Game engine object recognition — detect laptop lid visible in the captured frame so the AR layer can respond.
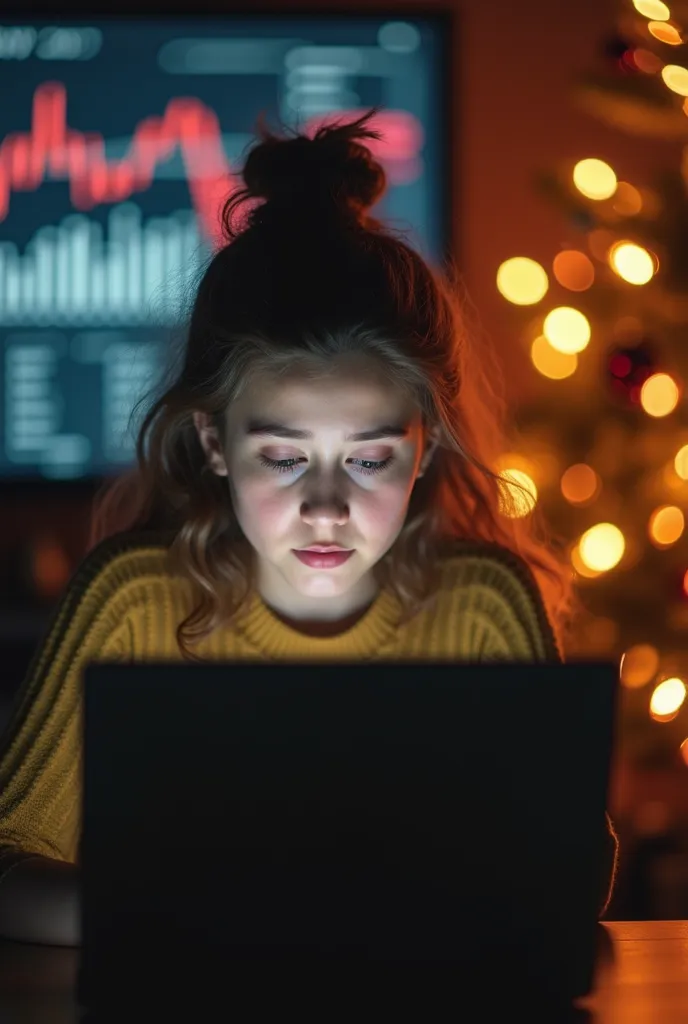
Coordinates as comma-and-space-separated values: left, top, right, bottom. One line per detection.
80, 660, 617, 1003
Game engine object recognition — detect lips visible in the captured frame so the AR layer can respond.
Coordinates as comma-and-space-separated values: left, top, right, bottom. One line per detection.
300, 546, 351, 553
293, 549, 355, 569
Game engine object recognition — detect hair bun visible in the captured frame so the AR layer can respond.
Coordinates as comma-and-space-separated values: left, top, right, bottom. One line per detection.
241, 110, 387, 226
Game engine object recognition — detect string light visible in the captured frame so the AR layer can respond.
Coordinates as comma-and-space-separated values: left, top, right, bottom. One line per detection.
543, 307, 591, 354
640, 373, 680, 417
612, 182, 643, 215
578, 523, 625, 573
662, 64, 688, 95
496, 463, 538, 518
648, 505, 685, 547
609, 241, 656, 284
496, 257, 549, 305
620, 645, 660, 688
530, 334, 578, 379
649, 677, 686, 721
552, 250, 595, 291
674, 444, 688, 479
632, 0, 671, 20
648, 21, 683, 44
573, 158, 617, 200
561, 463, 600, 505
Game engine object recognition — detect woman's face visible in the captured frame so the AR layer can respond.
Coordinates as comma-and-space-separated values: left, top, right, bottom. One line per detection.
194, 355, 436, 624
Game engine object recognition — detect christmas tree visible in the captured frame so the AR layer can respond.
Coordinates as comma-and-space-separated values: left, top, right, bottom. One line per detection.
495, 0, 688, 769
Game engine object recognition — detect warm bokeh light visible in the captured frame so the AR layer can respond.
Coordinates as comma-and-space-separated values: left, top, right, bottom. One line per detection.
633, 48, 665, 73
530, 334, 578, 379
620, 645, 660, 689
662, 64, 688, 96
649, 505, 685, 547
543, 307, 591, 354
588, 229, 618, 262
650, 677, 687, 721
674, 443, 688, 479
648, 21, 683, 44
612, 182, 643, 216
498, 468, 538, 518
681, 737, 688, 766
632, 0, 670, 20
684, 568, 688, 599
578, 523, 625, 573
561, 463, 600, 505
552, 250, 595, 291
573, 158, 617, 200
496, 257, 549, 305
570, 543, 602, 579
609, 241, 656, 285
640, 373, 680, 417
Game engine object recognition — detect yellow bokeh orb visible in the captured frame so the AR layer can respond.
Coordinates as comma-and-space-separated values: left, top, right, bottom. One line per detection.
496, 257, 549, 305
649, 505, 685, 547
640, 373, 680, 417
650, 677, 687, 721
498, 469, 538, 519
620, 645, 660, 689
662, 64, 688, 96
543, 307, 591, 354
648, 21, 682, 44
609, 242, 656, 285
570, 543, 602, 579
530, 335, 578, 380
579, 523, 625, 573
561, 463, 600, 505
573, 158, 617, 200
674, 444, 688, 479
681, 738, 688, 766
632, 0, 670, 20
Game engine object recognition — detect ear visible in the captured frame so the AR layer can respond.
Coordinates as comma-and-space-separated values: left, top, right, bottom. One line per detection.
193, 411, 229, 477
417, 425, 441, 479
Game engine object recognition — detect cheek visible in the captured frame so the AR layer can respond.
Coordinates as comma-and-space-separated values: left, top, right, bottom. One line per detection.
357, 480, 414, 535
231, 476, 295, 537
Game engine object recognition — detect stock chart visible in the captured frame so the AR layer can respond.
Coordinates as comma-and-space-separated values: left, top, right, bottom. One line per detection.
0, 16, 447, 479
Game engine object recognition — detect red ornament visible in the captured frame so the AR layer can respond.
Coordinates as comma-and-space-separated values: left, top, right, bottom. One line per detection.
606, 340, 657, 405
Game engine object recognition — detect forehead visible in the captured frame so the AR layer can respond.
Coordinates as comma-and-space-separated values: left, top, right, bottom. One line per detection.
228, 357, 420, 431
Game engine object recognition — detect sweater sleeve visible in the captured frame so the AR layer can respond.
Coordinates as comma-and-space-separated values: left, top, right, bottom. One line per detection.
0, 589, 134, 877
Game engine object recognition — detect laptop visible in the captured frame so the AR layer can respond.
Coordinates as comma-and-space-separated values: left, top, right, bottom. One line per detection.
79, 660, 617, 1010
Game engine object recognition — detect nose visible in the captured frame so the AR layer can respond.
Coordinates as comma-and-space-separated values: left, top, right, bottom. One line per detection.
300, 484, 350, 528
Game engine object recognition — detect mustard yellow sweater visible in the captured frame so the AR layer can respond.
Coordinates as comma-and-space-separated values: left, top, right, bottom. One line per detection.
0, 531, 566, 884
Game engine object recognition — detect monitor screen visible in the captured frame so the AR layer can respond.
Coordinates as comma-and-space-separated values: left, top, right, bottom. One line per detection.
0, 14, 450, 481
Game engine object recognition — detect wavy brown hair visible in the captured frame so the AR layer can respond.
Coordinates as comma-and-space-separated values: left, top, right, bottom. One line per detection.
90, 111, 578, 657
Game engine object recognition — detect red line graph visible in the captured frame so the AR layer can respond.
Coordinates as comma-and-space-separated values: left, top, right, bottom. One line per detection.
0, 82, 424, 242
1, 81, 234, 241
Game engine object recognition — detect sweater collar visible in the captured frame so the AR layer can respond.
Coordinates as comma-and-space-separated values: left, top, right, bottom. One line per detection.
235, 585, 403, 659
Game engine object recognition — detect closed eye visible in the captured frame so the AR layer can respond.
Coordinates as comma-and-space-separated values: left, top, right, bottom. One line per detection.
258, 455, 394, 476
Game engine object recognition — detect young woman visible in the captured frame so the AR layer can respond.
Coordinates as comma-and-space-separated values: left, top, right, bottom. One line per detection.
0, 113, 617, 945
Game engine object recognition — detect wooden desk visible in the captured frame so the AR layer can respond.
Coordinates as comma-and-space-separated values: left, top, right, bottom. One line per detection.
586, 921, 688, 1023
0, 921, 686, 1023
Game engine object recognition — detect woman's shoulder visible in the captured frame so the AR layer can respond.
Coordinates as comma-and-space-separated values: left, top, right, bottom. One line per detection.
66, 530, 180, 607
434, 539, 561, 661
43, 530, 187, 653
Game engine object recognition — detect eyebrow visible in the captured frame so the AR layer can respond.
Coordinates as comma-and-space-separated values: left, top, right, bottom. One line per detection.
243, 421, 410, 442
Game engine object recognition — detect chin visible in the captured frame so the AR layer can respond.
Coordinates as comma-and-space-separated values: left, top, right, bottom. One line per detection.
292, 572, 351, 598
